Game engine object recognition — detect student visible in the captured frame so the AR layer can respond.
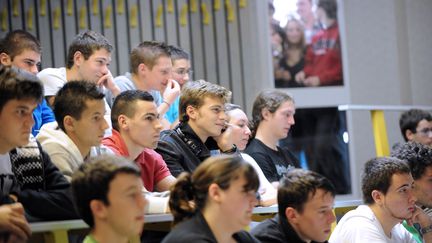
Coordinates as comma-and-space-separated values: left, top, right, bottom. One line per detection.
392, 142, 432, 242
251, 169, 336, 243
37, 30, 120, 130
107, 41, 180, 128
0, 66, 78, 221
0, 29, 55, 136
329, 157, 432, 242
295, 0, 342, 87
225, 103, 277, 206
37, 81, 111, 181
245, 90, 299, 183
103, 90, 175, 193
399, 109, 432, 147
71, 155, 147, 243
156, 80, 236, 177
162, 155, 259, 243
165, 45, 192, 126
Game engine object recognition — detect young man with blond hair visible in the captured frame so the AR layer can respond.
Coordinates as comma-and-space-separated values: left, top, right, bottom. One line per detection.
156, 80, 237, 177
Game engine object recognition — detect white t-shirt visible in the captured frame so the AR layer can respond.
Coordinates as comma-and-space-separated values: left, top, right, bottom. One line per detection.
329, 205, 416, 243
0, 153, 14, 195
241, 153, 277, 204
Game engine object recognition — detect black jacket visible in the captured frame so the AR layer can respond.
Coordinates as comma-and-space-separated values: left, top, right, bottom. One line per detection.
156, 123, 237, 177
2, 137, 79, 221
162, 212, 259, 243
251, 214, 328, 243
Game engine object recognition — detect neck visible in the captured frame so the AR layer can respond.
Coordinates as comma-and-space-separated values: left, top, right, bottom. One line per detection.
131, 73, 151, 91
290, 222, 311, 243
202, 208, 236, 243
255, 125, 278, 150
0, 143, 12, 154
369, 204, 399, 238
66, 67, 82, 81
187, 121, 208, 143
119, 131, 144, 161
91, 225, 129, 243
68, 134, 91, 159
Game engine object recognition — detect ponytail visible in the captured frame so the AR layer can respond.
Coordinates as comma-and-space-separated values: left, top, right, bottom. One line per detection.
169, 172, 197, 225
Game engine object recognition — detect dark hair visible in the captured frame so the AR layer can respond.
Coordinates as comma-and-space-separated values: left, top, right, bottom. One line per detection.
53, 81, 105, 131
391, 142, 432, 180
278, 169, 335, 216
0, 30, 41, 59
318, 0, 337, 19
66, 30, 113, 69
169, 155, 259, 225
130, 41, 170, 74
167, 45, 189, 62
71, 155, 141, 228
225, 103, 242, 113
179, 80, 231, 122
399, 109, 432, 141
111, 90, 154, 131
0, 66, 43, 112
362, 157, 410, 204
250, 90, 293, 137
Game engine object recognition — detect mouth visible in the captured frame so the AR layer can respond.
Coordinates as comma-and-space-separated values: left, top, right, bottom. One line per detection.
136, 215, 145, 221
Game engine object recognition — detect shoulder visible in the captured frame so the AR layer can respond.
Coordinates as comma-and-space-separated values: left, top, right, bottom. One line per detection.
233, 231, 260, 243
251, 217, 284, 243
114, 75, 133, 90
159, 129, 180, 142
163, 218, 214, 243
330, 205, 387, 242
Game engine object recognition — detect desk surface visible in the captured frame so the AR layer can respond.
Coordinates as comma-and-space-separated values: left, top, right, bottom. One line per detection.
31, 199, 362, 233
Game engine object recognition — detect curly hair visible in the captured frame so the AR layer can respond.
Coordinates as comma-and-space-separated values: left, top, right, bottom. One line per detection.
391, 142, 432, 180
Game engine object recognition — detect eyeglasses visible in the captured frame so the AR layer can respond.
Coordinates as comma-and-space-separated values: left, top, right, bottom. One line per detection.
416, 128, 432, 137
174, 69, 193, 77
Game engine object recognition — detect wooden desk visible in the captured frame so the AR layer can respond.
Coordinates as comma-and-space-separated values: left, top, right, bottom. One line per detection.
30, 200, 362, 243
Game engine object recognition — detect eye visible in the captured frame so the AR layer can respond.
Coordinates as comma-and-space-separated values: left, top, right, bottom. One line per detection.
16, 108, 26, 116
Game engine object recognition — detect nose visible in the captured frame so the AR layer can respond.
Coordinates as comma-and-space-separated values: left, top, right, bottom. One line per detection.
30, 64, 39, 75
155, 119, 163, 131
101, 64, 109, 75
102, 117, 109, 131
184, 72, 190, 82
220, 110, 228, 121
245, 125, 251, 136
328, 211, 336, 224
28, 112, 35, 128
289, 115, 295, 125
138, 193, 148, 210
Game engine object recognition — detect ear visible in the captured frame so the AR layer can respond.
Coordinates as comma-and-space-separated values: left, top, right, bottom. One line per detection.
285, 207, 299, 224
261, 108, 272, 121
0, 53, 12, 66
63, 115, 75, 133
208, 183, 222, 203
405, 129, 415, 142
117, 114, 128, 131
186, 105, 197, 120
371, 190, 383, 205
138, 63, 149, 74
73, 51, 84, 67
90, 199, 108, 220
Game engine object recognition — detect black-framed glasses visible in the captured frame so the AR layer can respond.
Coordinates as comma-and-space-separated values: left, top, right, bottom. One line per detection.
174, 69, 193, 77
416, 128, 432, 137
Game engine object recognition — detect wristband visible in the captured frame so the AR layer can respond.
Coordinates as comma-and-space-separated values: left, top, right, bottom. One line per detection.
421, 224, 432, 235
163, 100, 171, 106
222, 144, 237, 154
